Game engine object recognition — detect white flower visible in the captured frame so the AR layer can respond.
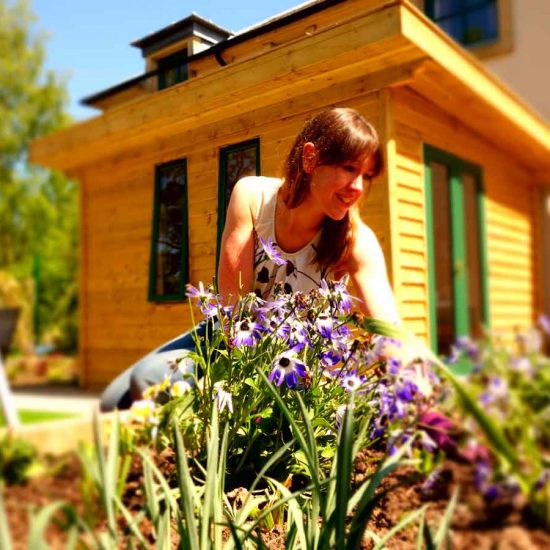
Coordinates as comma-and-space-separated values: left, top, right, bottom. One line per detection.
213, 381, 233, 413
129, 399, 157, 424
171, 380, 192, 397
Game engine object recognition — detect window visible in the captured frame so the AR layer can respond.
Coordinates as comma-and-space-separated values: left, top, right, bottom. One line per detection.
149, 159, 189, 302
424, 0, 512, 56
216, 139, 260, 264
424, 146, 490, 354
158, 50, 189, 90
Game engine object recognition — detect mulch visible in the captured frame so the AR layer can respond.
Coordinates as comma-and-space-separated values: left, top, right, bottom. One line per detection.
4, 449, 550, 549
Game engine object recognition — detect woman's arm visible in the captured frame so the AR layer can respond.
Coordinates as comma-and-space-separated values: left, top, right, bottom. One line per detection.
345, 220, 401, 324
216, 177, 257, 304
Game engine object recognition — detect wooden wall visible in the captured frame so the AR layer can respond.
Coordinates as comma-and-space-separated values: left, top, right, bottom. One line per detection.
390, 86, 540, 344
78, 85, 384, 388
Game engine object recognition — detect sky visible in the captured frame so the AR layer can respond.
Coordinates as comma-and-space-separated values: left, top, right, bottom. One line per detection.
32, 0, 304, 121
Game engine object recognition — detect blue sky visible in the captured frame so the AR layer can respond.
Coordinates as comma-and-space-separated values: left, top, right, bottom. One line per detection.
32, 0, 302, 121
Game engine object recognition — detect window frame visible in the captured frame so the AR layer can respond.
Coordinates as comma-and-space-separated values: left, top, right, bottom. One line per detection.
148, 158, 189, 303
424, 145, 490, 353
215, 138, 261, 268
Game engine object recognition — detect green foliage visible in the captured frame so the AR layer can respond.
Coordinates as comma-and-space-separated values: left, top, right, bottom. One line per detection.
437, 331, 550, 528
0, 0, 77, 350
0, 434, 37, 485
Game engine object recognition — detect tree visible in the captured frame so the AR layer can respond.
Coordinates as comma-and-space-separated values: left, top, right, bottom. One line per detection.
0, 0, 77, 350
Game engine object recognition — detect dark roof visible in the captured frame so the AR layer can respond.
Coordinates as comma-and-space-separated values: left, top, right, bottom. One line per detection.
131, 13, 233, 57
82, 0, 345, 107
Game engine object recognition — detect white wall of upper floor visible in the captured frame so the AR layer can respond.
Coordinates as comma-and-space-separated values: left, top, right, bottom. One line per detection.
484, 0, 550, 123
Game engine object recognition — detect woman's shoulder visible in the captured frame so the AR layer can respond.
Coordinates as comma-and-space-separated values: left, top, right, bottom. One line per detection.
338, 217, 383, 274
233, 176, 283, 223
234, 175, 282, 193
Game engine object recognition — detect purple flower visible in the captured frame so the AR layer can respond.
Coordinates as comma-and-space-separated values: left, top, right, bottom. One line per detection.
231, 319, 261, 347
387, 358, 401, 375
186, 282, 218, 317
260, 313, 290, 340
539, 314, 550, 335
260, 237, 287, 266
314, 313, 334, 338
269, 351, 307, 389
320, 349, 341, 368
340, 371, 366, 393
319, 278, 353, 314
186, 281, 214, 302
479, 375, 508, 406
454, 335, 480, 361
288, 318, 309, 347
395, 379, 418, 402
535, 470, 550, 491
418, 410, 457, 455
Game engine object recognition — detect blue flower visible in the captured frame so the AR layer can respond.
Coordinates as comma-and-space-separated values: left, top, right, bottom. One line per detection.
231, 319, 261, 347
269, 351, 307, 389
260, 237, 287, 266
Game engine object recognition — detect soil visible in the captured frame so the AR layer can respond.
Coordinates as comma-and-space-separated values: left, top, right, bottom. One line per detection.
3, 450, 550, 549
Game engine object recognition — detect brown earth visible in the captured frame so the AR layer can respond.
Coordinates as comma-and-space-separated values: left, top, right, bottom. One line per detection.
3, 450, 550, 549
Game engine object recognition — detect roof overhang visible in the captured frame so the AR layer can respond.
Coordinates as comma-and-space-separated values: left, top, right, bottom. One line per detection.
30, 0, 550, 179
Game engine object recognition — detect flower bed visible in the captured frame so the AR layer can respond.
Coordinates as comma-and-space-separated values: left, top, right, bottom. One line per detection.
1, 283, 549, 548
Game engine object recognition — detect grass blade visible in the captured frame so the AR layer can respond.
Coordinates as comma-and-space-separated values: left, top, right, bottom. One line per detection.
434, 487, 459, 549
334, 398, 355, 548
372, 506, 427, 550
201, 406, 219, 549
112, 494, 147, 547
143, 458, 160, 526
0, 484, 12, 550
173, 419, 199, 548
28, 501, 65, 550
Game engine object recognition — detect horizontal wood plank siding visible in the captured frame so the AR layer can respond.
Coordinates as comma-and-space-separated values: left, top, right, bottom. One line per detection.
392, 86, 539, 345
79, 85, 382, 388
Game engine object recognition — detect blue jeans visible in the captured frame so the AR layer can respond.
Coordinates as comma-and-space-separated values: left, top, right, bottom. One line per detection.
99, 320, 210, 412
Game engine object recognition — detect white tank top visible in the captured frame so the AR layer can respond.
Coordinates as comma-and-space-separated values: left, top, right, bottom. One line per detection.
252, 177, 333, 299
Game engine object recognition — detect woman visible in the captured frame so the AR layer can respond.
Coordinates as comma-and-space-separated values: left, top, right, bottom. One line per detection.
100, 107, 399, 411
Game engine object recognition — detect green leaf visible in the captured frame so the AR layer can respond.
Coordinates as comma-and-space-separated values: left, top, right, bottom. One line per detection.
28, 501, 65, 550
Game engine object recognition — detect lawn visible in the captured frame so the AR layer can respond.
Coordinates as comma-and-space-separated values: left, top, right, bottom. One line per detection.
0, 409, 78, 427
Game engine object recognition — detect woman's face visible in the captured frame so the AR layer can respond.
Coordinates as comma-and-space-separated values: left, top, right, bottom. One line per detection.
305, 148, 377, 221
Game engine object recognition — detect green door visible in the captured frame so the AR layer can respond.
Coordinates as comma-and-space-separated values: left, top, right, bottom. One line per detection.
424, 146, 490, 354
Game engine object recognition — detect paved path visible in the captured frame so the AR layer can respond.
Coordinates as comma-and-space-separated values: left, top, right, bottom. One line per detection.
11, 384, 101, 417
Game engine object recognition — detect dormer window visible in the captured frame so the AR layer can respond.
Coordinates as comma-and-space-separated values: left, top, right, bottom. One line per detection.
158, 50, 189, 90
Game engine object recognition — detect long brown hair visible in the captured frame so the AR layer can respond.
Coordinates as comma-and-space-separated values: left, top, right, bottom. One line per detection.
281, 107, 383, 270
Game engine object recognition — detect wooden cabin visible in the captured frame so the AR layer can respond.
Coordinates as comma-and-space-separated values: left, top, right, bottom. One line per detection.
30, 0, 550, 388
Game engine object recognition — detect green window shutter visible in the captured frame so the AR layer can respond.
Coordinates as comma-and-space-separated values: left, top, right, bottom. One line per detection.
449, 160, 469, 338
148, 158, 189, 302
216, 138, 260, 269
